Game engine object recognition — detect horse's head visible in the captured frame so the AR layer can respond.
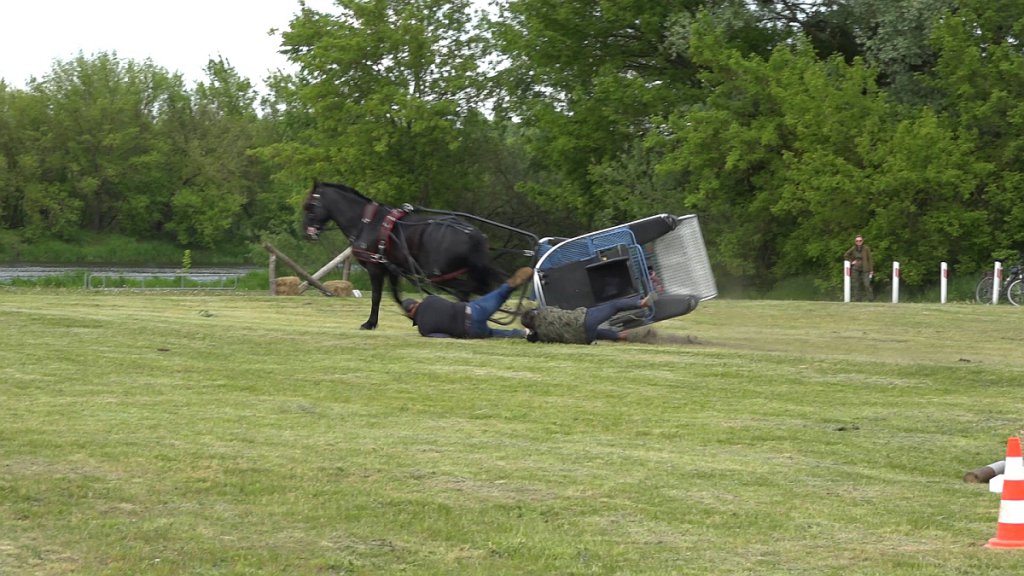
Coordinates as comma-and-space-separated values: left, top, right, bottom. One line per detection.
301, 181, 372, 241
302, 188, 329, 241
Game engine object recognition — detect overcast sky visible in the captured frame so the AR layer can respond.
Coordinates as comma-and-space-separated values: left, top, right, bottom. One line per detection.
0, 0, 336, 92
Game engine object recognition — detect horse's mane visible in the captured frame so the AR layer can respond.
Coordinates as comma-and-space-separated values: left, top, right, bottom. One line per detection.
312, 180, 376, 205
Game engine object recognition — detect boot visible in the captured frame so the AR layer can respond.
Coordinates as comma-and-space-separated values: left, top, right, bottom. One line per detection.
639, 291, 657, 308
507, 267, 534, 289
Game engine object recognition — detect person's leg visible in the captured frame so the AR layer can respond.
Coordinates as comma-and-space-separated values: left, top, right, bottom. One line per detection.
467, 282, 515, 336
583, 294, 645, 342
484, 327, 525, 338
594, 327, 623, 341
851, 269, 863, 301
863, 273, 874, 301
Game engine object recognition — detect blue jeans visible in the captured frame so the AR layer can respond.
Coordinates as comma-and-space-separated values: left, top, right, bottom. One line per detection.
466, 283, 524, 339
585, 294, 645, 342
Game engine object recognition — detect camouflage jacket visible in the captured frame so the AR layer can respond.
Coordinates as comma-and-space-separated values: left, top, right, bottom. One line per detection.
843, 244, 873, 272
533, 307, 589, 344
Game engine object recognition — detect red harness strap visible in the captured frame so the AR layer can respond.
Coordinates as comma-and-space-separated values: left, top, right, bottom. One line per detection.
377, 208, 405, 257
428, 267, 470, 283
351, 203, 403, 263
353, 206, 408, 263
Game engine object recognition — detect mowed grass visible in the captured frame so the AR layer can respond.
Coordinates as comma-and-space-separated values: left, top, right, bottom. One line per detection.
2, 289, 1024, 575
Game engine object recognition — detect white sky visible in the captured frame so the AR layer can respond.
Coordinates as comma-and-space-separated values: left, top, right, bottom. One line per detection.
0, 0, 336, 92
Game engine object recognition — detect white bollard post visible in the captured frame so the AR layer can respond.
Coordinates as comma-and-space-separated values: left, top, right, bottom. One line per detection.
993, 261, 1003, 305
843, 260, 851, 302
940, 262, 948, 304
892, 261, 900, 303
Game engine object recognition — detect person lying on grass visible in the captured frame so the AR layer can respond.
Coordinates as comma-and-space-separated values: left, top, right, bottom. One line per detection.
400, 267, 534, 339
520, 292, 657, 345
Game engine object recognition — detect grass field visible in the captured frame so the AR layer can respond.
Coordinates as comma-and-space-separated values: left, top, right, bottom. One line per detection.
2, 289, 1024, 575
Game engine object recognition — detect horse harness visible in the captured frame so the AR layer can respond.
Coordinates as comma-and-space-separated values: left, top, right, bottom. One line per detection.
351, 202, 473, 285
351, 201, 407, 264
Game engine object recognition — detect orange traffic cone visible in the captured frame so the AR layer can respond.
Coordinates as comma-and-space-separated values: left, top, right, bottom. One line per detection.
987, 436, 1024, 549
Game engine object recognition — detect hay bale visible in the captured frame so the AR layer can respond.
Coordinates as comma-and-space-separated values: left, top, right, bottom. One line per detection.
323, 280, 354, 297
274, 276, 301, 296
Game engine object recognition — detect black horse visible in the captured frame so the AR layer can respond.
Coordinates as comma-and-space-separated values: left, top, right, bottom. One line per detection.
302, 181, 505, 330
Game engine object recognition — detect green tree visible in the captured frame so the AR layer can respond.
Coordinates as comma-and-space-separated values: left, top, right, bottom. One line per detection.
656, 17, 802, 285
166, 58, 278, 248
0, 82, 37, 230
658, 11, 990, 290
745, 0, 954, 97
267, 0, 492, 210
858, 110, 992, 282
848, 0, 952, 104
493, 0, 715, 228
22, 53, 184, 240
928, 0, 1024, 258
745, 0, 861, 62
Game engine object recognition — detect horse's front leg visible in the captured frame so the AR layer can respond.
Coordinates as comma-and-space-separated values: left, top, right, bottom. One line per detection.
362, 266, 385, 330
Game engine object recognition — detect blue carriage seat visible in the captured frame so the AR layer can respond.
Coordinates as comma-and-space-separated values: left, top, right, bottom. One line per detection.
533, 213, 717, 330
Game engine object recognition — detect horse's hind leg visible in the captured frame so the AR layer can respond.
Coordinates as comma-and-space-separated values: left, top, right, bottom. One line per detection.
465, 232, 504, 296
485, 264, 508, 292
469, 264, 508, 300
362, 266, 385, 330
386, 271, 402, 306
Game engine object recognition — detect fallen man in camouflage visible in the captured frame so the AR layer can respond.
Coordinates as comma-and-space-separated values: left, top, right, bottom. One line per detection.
520, 292, 661, 345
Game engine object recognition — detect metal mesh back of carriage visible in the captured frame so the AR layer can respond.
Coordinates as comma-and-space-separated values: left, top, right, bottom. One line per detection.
646, 215, 717, 301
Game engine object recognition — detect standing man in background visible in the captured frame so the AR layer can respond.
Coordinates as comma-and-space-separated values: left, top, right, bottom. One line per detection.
844, 234, 874, 302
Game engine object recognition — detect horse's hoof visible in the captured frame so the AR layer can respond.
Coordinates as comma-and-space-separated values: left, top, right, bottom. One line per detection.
360, 323, 377, 330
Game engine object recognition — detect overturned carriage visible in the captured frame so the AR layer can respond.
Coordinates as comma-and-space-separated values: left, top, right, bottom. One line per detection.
531, 214, 717, 330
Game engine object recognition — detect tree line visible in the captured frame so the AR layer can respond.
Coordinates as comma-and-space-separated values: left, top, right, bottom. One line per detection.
2, 0, 1023, 294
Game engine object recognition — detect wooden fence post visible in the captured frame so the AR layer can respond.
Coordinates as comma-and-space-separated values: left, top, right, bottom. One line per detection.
261, 242, 334, 297
268, 253, 277, 296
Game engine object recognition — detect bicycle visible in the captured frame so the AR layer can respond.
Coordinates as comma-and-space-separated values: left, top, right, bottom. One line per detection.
975, 261, 1024, 305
